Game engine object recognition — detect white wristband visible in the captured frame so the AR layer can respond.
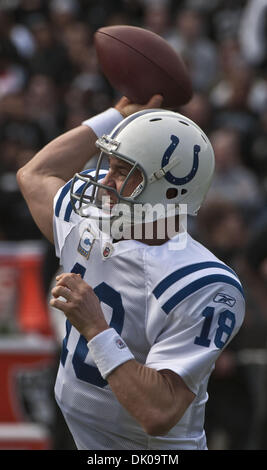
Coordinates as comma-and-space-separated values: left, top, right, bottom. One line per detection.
87, 328, 134, 379
82, 108, 124, 138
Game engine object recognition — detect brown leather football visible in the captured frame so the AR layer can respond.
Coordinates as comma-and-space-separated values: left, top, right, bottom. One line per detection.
94, 25, 193, 107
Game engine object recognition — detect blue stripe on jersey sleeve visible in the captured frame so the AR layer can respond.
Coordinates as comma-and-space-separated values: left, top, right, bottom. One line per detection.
153, 261, 237, 299
55, 179, 73, 218
161, 274, 245, 314
55, 169, 95, 219
64, 172, 106, 222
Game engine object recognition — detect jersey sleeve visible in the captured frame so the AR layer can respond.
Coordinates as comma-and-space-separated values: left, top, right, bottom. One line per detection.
53, 169, 107, 259
145, 267, 245, 395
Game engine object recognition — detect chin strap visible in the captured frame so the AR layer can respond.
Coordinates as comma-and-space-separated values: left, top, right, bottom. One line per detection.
148, 157, 180, 184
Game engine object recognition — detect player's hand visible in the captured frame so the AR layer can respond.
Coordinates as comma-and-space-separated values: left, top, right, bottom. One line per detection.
115, 94, 163, 118
50, 273, 109, 341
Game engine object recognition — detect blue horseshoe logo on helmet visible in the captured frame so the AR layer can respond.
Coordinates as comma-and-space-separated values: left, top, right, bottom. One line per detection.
161, 135, 201, 185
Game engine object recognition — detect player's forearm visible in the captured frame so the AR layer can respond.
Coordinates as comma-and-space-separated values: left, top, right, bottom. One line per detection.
19, 126, 98, 182
19, 96, 163, 182
107, 360, 191, 436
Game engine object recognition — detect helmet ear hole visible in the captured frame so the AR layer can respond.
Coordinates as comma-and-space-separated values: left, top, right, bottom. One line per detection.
166, 188, 178, 199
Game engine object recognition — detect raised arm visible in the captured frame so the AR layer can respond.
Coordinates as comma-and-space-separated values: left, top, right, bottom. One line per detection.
17, 125, 99, 243
17, 95, 163, 244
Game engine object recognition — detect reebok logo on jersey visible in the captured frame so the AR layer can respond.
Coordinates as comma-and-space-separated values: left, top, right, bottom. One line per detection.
213, 292, 236, 307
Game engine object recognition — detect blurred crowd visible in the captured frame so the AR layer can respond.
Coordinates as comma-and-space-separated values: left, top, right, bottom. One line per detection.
0, 0, 267, 450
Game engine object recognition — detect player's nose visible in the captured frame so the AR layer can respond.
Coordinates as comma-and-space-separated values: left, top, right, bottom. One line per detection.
102, 171, 116, 187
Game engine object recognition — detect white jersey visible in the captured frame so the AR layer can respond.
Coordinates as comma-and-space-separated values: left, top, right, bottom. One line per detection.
53, 170, 245, 450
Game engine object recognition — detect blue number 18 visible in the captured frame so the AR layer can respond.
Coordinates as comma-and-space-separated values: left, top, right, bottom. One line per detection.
194, 306, 236, 349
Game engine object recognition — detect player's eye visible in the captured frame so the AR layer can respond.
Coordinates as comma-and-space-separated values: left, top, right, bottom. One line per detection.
119, 169, 128, 177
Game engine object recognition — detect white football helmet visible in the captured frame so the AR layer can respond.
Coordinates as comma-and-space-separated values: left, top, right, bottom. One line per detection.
70, 109, 215, 225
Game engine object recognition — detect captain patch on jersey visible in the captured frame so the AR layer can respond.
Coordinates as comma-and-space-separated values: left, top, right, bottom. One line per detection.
77, 226, 96, 259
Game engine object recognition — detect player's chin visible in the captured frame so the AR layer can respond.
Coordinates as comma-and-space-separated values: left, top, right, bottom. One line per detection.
100, 194, 117, 211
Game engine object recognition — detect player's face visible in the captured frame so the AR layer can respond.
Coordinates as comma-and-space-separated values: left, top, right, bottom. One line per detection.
100, 156, 143, 206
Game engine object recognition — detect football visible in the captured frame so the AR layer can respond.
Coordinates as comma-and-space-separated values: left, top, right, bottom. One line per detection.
94, 25, 193, 108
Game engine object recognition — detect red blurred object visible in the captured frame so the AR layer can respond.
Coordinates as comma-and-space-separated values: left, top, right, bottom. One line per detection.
0, 335, 56, 423
0, 423, 51, 450
0, 242, 57, 449
0, 242, 53, 336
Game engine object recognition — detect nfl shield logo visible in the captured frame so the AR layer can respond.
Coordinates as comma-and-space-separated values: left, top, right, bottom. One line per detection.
103, 246, 110, 258
102, 242, 114, 259
115, 338, 126, 349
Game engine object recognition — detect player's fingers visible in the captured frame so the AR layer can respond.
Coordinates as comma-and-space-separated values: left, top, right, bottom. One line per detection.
145, 94, 163, 109
51, 285, 72, 301
114, 96, 133, 117
49, 297, 71, 312
56, 272, 81, 281
56, 273, 82, 290
115, 96, 131, 109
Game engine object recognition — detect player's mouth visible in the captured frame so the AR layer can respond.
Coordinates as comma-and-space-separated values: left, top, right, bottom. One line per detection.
97, 188, 118, 212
